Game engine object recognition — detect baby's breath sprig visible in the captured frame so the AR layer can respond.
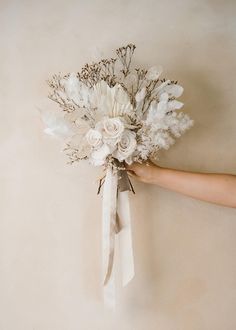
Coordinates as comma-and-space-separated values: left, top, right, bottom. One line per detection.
47, 73, 79, 113
116, 44, 136, 77
63, 143, 88, 165
78, 62, 102, 87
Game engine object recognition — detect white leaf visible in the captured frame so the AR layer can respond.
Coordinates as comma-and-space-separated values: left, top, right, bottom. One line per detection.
159, 92, 169, 101
146, 65, 163, 80
135, 87, 146, 103
124, 73, 137, 88
158, 100, 168, 112
162, 84, 184, 97
168, 100, 184, 110
39, 108, 74, 139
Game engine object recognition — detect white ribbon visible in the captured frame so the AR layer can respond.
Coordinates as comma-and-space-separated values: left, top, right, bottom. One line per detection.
102, 167, 118, 309
102, 167, 135, 309
117, 190, 134, 287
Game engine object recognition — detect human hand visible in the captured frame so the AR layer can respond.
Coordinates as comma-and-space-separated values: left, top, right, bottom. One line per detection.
126, 161, 162, 184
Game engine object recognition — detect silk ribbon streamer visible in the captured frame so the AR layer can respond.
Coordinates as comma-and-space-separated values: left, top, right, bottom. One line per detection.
102, 166, 135, 309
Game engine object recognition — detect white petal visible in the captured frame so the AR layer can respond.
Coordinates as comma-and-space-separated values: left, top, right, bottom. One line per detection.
62, 73, 80, 103
135, 87, 146, 103
159, 92, 169, 101
124, 73, 137, 88
154, 80, 171, 94
146, 65, 163, 80
162, 84, 184, 97
158, 100, 168, 112
168, 100, 184, 110
114, 84, 128, 103
92, 81, 133, 118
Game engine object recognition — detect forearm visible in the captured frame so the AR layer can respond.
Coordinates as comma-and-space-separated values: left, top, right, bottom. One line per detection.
153, 167, 236, 208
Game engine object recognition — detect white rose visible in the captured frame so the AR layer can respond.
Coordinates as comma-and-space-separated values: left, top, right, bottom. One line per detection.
89, 144, 111, 166
96, 117, 124, 143
86, 129, 102, 148
113, 130, 137, 162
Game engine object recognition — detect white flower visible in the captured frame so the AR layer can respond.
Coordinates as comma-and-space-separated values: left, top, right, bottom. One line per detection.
61, 73, 80, 104
135, 87, 146, 103
146, 65, 163, 80
167, 100, 184, 110
162, 84, 184, 98
113, 130, 137, 162
156, 92, 169, 117
146, 91, 184, 124
153, 81, 184, 99
89, 144, 111, 166
146, 102, 162, 122
61, 73, 92, 107
153, 131, 175, 149
91, 81, 133, 121
146, 93, 168, 122
96, 117, 124, 143
153, 80, 170, 95
86, 129, 102, 148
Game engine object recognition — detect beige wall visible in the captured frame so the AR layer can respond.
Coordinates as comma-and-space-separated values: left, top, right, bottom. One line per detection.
1, 0, 236, 329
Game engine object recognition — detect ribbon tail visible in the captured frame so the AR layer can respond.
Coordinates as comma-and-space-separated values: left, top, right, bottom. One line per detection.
117, 190, 135, 286
102, 167, 118, 309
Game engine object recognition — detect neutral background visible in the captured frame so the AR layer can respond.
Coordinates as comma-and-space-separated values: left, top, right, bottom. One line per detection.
1, 0, 236, 329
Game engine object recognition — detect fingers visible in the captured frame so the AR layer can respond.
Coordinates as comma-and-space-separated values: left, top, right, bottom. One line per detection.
127, 171, 141, 182
125, 160, 156, 184
126, 161, 152, 173
126, 162, 143, 171
126, 164, 144, 182
126, 166, 140, 180
126, 170, 135, 177
126, 168, 137, 177
125, 163, 137, 171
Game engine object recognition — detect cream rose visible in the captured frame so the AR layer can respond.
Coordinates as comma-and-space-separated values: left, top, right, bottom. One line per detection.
85, 129, 102, 148
113, 130, 137, 162
96, 117, 124, 143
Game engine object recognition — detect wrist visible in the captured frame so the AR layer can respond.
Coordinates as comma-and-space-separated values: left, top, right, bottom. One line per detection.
150, 165, 166, 185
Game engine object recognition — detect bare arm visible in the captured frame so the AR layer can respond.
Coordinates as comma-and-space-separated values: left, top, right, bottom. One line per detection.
126, 162, 236, 208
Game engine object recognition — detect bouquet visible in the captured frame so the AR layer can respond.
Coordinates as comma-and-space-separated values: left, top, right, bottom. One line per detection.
41, 44, 193, 308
